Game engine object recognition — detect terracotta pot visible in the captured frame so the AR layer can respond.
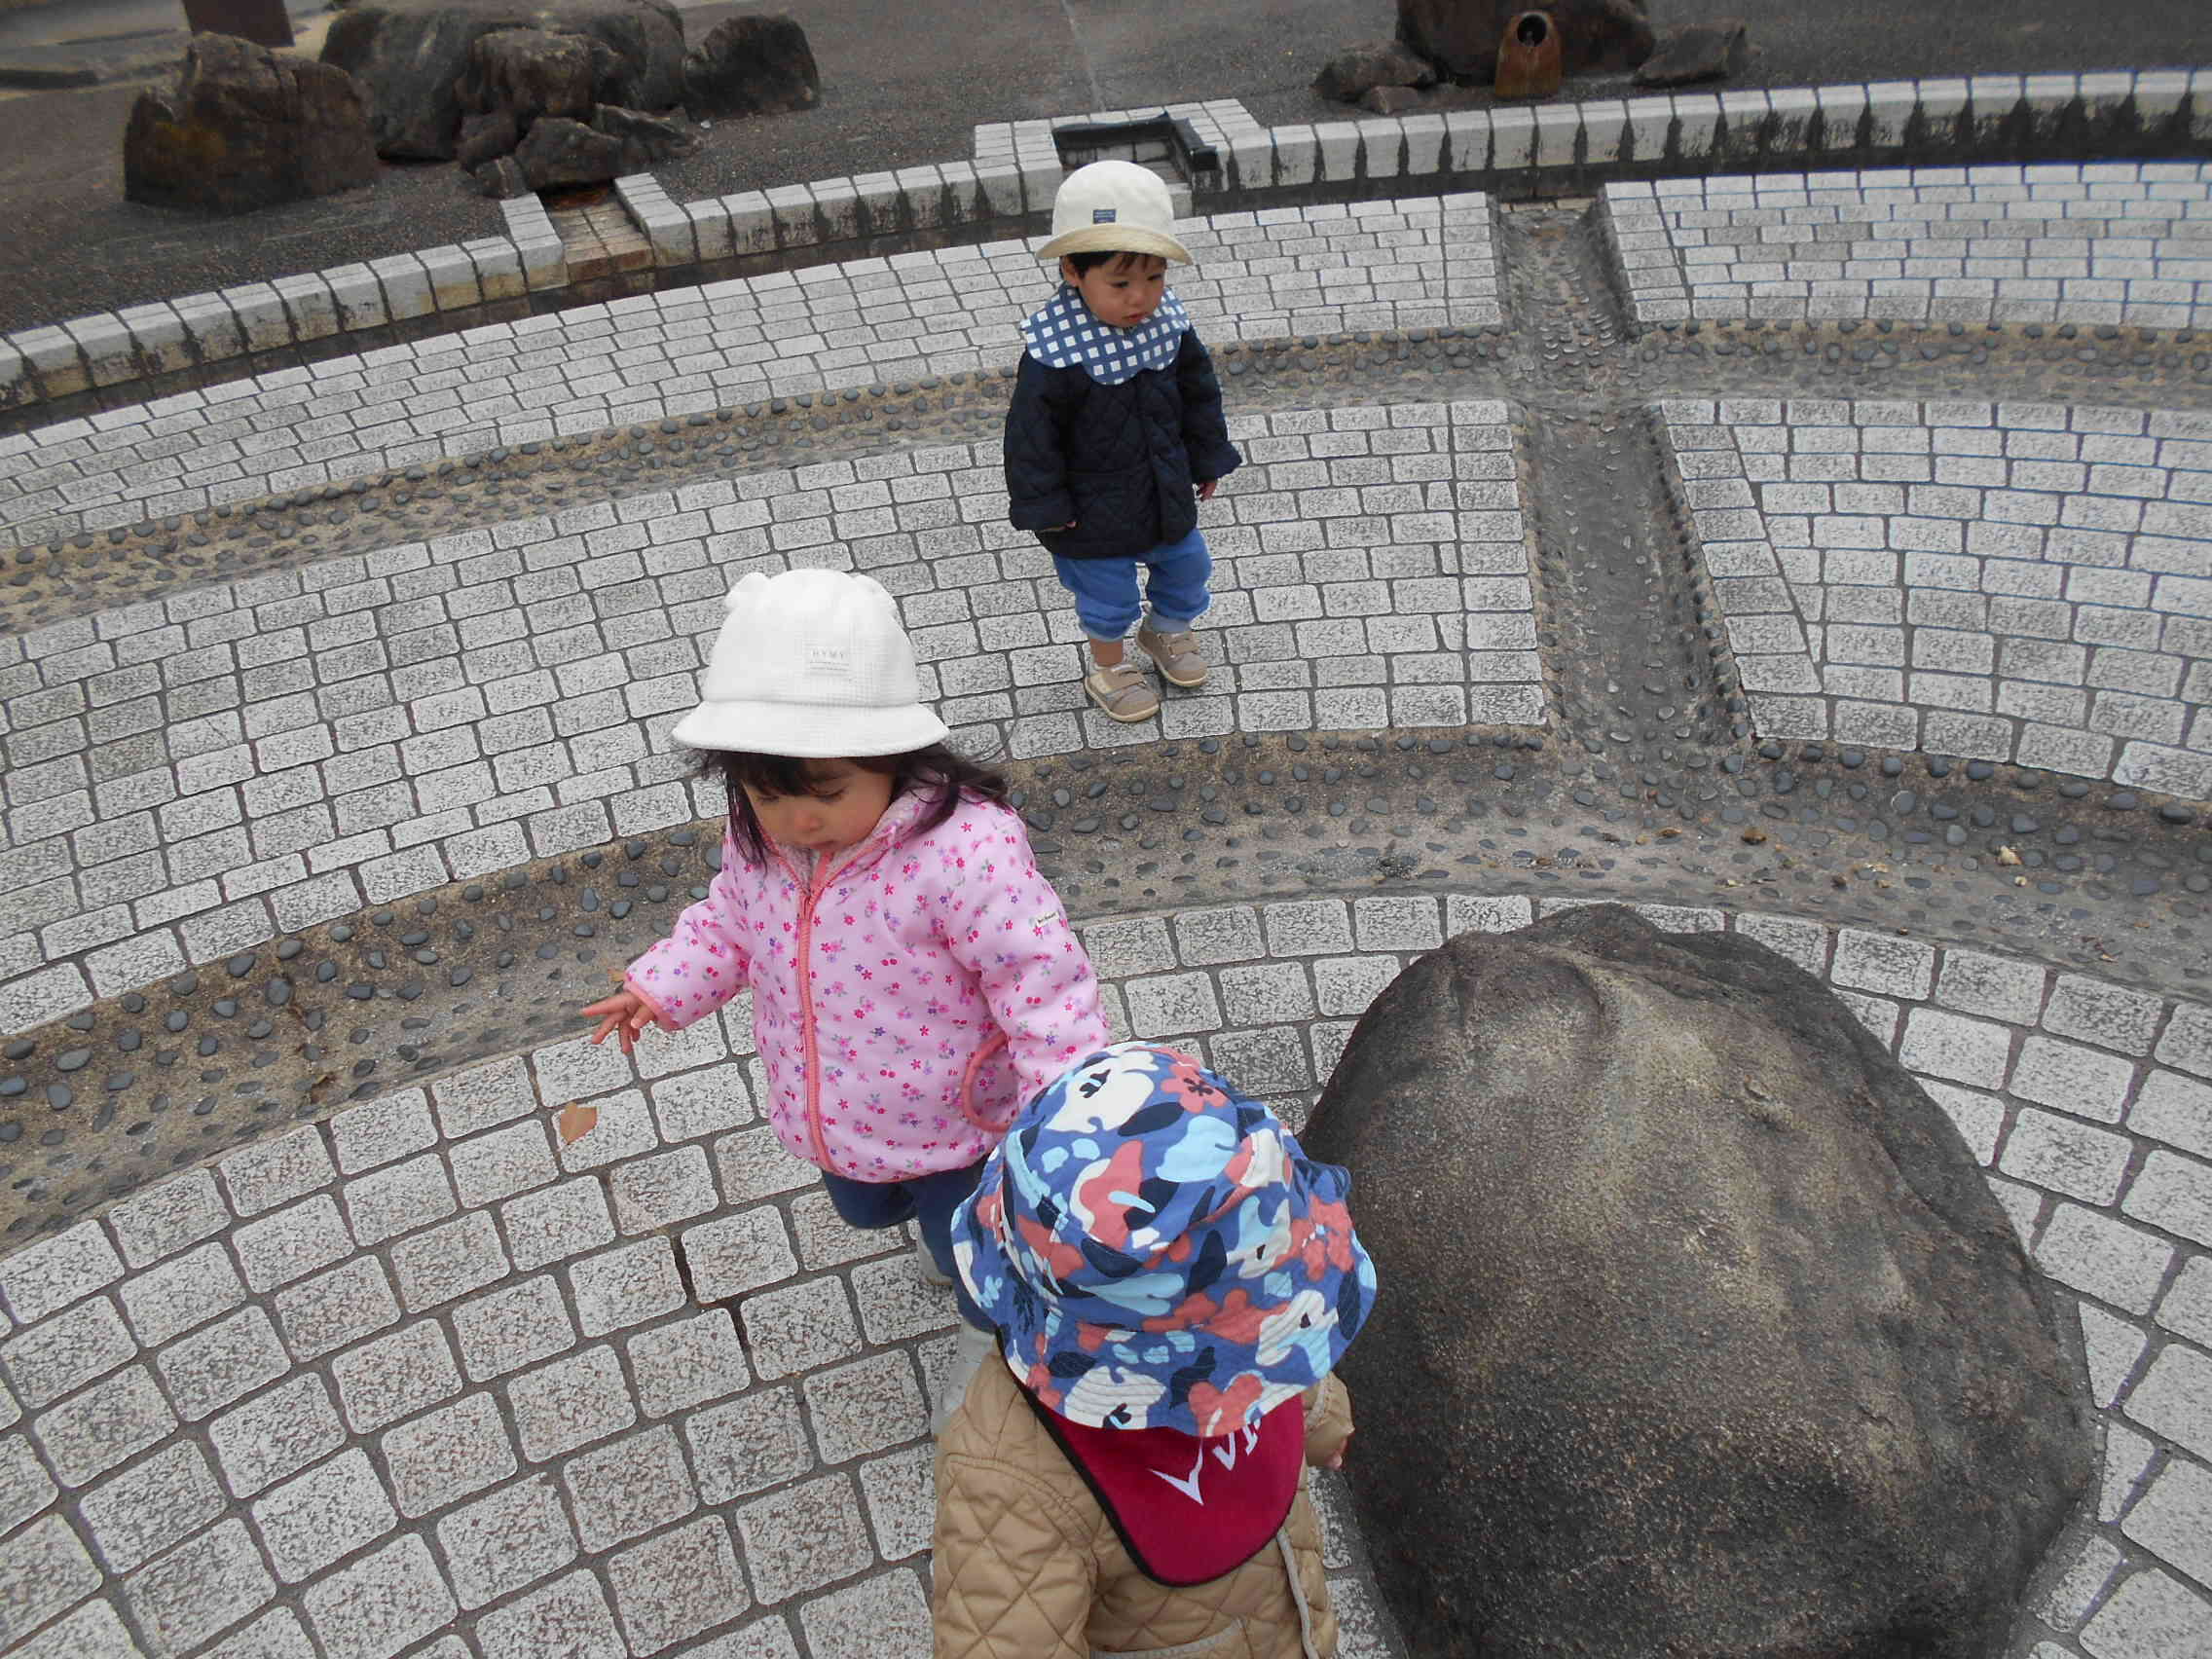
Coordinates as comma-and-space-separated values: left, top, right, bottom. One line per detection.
1494, 10, 1563, 99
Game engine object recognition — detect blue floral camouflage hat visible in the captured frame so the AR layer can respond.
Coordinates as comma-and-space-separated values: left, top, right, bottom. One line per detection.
950, 1042, 1378, 1437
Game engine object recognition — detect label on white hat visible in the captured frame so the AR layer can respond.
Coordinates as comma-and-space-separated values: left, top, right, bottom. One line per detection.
1092, 207, 1117, 223
804, 643, 853, 675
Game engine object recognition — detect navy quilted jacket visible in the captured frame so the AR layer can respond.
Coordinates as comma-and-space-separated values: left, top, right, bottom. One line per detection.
1002, 331, 1241, 561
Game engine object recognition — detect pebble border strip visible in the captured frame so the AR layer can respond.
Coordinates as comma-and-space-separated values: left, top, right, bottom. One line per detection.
0, 398, 1538, 1031
0, 897, 2204, 1658
6, 70, 2209, 418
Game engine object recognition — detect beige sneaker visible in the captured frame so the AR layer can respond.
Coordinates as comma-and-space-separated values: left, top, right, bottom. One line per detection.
912, 1235, 952, 1288
1084, 662, 1161, 721
932, 1324, 1000, 1435
1137, 624, 1208, 687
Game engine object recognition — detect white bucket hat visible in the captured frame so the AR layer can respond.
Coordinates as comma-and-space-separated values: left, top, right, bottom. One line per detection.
671, 569, 951, 758
1037, 159, 1193, 265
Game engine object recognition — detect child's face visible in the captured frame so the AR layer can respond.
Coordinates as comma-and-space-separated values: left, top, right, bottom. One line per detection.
742, 759, 896, 858
1062, 253, 1168, 330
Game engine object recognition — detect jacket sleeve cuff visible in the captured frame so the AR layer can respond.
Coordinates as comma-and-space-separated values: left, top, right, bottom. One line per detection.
1010, 494, 1076, 532
622, 976, 680, 1031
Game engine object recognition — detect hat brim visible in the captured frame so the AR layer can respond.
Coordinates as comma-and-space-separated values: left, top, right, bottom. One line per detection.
669, 698, 950, 758
1037, 227, 1193, 264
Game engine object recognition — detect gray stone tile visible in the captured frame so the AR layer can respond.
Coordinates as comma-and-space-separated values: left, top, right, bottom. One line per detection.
474, 1568, 624, 1659
435, 1474, 574, 1609
449, 1120, 557, 1209
31, 1364, 174, 1486
390, 1210, 510, 1312
11, 1597, 146, 1659
682, 1616, 803, 1659
301, 1534, 456, 1659
608, 1515, 749, 1655
740, 1274, 863, 1381
78, 1440, 224, 1573
2037, 1204, 2174, 1316
683, 1387, 813, 1503
431, 1055, 537, 1139
331, 1088, 438, 1174
251, 1447, 399, 1583
856, 1444, 936, 1562
342, 1152, 457, 1247
682, 1206, 798, 1302
512, 1345, 635, 1461
332, 1317, 461, 1433
117, 1239, 243, 1347
796, 1569, 933, 1659
651, 1066, 754, 1142
2131, 1069, 2212, 1161
274, 1257, 399, 1361
714, 1125, 817, 1203
382, 1390, 517, 1519
562, 1423, 697, 1552
0, 1431, 55, 1535
1, 1294, 134, 1409
789, 1189, 902, 1272
501, 1176, 616, 1272
846, 1253, 961, 1346
156, 1305, 286, 1421
570, 1236, 685, 1337
802, 1351, 926, 1463
232, 1194, 350, 1293
0, 1515, 101, 1650
219, 1126, 336, 1219
610, 1145, 719, 1234
200, 1608, 316, 1659
628, 1309, 750, 1418
2122, 1151, 2212, 1248
2045, 975, 2167, 1056
123, 1518, 273, 1657
734, 1473, 871, 1604
209, 1374, 346, 1497
106, 1170, 228, 1269
453, 1273, 574, 1382
0, 1221, 124, 1325
2078, 1567, 2212, 1659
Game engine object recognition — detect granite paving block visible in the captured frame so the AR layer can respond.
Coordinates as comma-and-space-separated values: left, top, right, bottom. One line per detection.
381, 1390, 517, 1518
435, 1474, 574, 1608
11, 1597, 146, 1659
105, 1170, 228, 1268
2079, 1567, 2212, 1659
78, 1440, 224, 1573
473, 1568, 622, 1659
331, 1088, 438, 1174
0, 1514, 100, 1648
501, 1176, 617, 1272
199, 1608, 316, 1659
684, 1386, 813, 1503
450, 1119, 557, 1208
797, 1568, 933, 1659
562, 1422, 697, 1552
342, 1152, 457, 1247
739, 1274, 863, 1381
1, 1294, 134, 1408
123, 1518, 273, 1657
610, 1144, 718, 1234
331, 1317, 461, 1432
208, 1374, 346, 1497
0, 1432, 55, 1535
511, 1345, 635, 1461
251, 1447, 399, 1582
856, 1443, 936, 1562
608, 1514, 750, 1654
0, 1220, 123, 1325
274, 1256, 399, 1361
453, 1273, 574, 1381
118, 1239, 243, 1347
802, 1350, 927, 1463
232, 1195, 350, 1294
301, 1534, 456, 1659
628, 1309, 750, 1418
389, 1210, 510, 1312
733, 1473, 871, 1604
32, 1363, 174, 1485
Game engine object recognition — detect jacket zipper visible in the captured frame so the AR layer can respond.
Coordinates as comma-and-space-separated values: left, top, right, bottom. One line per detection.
784, 850, 840, 1175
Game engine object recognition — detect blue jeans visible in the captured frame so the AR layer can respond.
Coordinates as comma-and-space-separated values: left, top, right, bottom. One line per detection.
821, 1160, 989, 1330
1051, 527, 1212, 644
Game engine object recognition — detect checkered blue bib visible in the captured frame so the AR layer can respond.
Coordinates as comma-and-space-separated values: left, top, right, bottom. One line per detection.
1021, 284, 1192, 386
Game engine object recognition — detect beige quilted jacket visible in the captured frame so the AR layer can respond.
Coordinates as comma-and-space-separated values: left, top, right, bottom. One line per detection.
931, 1358, 1354, 1659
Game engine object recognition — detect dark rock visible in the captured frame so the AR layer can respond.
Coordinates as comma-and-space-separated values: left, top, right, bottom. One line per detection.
1396, 0, 1652, 80
456, 26, 595, 124
1304, 904, 2092, 1659
1313, 37, 1435, 103
320, 0, 683, 159
682, 13, 819, 119
125, 32, 379, 214
590, 100, 696, 169
1358, 84, 1431, 115
454, 106, 518, 167
180, 0, 294, 49
510, 110, 624, 185
473, 152, 531, 196
1634, 18, 1751, 86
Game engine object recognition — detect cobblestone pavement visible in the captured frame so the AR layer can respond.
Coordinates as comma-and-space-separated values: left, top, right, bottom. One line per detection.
3, 157, 2212, 1659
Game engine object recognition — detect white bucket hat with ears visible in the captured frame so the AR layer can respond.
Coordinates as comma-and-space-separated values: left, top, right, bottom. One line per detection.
1038, 159, 1194, 265
671, 569, 951, 758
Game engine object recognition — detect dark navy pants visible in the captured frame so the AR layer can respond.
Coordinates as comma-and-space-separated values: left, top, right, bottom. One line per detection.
820, 1159, 989, 1330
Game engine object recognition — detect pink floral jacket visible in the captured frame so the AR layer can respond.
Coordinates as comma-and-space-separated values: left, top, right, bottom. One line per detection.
625, 789, 1108, 1182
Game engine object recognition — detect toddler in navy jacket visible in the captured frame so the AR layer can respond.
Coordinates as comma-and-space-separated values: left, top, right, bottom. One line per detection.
1003, 161, 1241, 724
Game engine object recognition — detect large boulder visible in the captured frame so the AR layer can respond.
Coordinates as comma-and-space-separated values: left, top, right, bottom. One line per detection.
1304, 905, 2092, 1659
1312, 38, 1436, 104
1396, 0, 1654, 80
456, 26, 598, 125
320, 0, 682, 159
125, 32, 379, 214
682, 14, 818, 118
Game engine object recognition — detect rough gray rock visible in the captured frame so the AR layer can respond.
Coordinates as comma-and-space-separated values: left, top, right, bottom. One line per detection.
1303, 904, 2093, 1659
125, 32, 379, 214
1395, 0, 1653, 80
590, 100, 696, 170
456, 26, 597, 125
455, 107, 519, 168
509, 111, 625, 185
682, 14, 819, 118
319, 0, 682, 159
1634, 18, 1751, 86
1312, 38, 1436, 104
472, 153, 530, 197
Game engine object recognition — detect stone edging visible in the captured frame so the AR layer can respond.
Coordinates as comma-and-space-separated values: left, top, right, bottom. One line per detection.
6, 71, 2209, 424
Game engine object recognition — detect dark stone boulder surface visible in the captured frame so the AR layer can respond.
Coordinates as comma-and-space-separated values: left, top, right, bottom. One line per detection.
1304, 904, 2093, 1659
125, 32, 379, 214
457, 26, 597, 126
1313, 38, 1437, 104
1395, 0, 1652, 80
1635, 18, 1751, 86
682, 14, 819, 118
320, 0, 682, 159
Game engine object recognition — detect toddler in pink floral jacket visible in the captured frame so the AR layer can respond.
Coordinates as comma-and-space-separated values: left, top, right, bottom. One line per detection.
583, 569, 1109, 1422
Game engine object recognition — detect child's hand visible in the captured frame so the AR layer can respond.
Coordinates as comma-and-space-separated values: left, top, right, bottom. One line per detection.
1049, 520, 1077, 532
1196, 479, 1219, 501
582, 987, 659, 1054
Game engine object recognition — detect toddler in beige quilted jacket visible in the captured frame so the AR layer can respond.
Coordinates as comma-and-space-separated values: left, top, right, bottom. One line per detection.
931, 1043, 1377, 1659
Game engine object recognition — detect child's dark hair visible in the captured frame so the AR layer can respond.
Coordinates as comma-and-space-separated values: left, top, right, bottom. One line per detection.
1064, 248, 1167, 276
698, 744, 1011, 865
